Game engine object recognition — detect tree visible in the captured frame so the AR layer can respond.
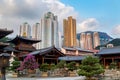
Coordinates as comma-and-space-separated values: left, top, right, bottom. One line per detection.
9, 57, 20, 72
66, 62, 77, 71
56, 60, 66, 69
39, 63, 49, 72
109, 62, 117, 69
78, 56, 104, 80
17, 54, 39, 71
50, 64, 56, 71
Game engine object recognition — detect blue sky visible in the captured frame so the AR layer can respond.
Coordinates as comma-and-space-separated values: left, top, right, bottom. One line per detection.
61, 0, 120, 38
0, 0, 120, 38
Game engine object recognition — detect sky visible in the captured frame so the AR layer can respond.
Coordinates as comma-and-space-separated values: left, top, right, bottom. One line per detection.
0, 0, 120, 38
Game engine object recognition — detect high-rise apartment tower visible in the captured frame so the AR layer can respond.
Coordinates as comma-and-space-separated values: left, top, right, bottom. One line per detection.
19, 22, 31, 38
32, 23, 41, 49
86, 33, 93, 50
41, 12, 59, 48
93, 32, 100, 48
63, 16, 76, 47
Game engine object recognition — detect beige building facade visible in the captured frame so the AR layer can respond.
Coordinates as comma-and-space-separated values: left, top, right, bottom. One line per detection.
63, 16, 77, 47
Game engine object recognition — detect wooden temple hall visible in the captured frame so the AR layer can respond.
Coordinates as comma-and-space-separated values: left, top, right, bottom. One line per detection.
97, 46, 120, 68
7, 35, 65, 64
0, 28, 65, 65
28, 46, 65, 64
8, 36, 41, 57
0, 29, 13, 52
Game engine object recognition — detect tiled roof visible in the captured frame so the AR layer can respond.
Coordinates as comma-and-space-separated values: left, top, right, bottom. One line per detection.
8, 36, 41, 45
3, 46, 19, 52
63, 47, 94, 53
29, 46, 65, 56
30, 47, 53, 55
0, 53, 11, 57
0, 29, 13, 39
76, 47, 94, 53
97, 46, 120, 55
58, 56, 86, 61
63, 47, 76, 50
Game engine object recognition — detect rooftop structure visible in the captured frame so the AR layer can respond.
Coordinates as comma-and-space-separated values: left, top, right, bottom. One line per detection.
8, 36, 41, 57
0, 29, 13, 39
96, 46, 120, 68
27, 46, 65, 64
62, 47, 94, 56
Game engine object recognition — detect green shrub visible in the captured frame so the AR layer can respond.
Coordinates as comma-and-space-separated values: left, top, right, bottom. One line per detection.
66, 62, 77, 71
9, 57, 20, 72
78, 56, 104, 79
56, 60, 66, 69
39, 63, 49, 72
109, 62, 117, 69
50, 64, 56, 71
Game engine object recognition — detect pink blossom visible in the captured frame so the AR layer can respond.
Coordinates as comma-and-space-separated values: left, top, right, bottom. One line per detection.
17, 54, 39, 71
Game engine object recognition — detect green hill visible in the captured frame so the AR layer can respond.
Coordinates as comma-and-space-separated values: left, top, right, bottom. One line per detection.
95, 38, 120, 50
107, 38, 120, 46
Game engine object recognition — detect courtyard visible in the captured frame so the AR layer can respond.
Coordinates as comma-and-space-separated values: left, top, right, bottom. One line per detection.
6, 76, 85, 80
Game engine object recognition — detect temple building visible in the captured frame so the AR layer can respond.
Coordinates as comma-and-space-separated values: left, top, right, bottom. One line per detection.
28, 46, 65, 64
0, 29, 13, 52
96, 46, 120, 68
59, 47, 94, 64
61, 47, 94, 56
8, 36, 41, 57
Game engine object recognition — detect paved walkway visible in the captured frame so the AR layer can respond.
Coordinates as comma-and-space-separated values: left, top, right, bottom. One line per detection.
6, 76, 85, 80
6, 73, 85, 80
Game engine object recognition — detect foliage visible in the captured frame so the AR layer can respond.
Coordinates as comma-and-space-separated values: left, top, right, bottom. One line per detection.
107, 38, 120, 46
56, 60, 66, 69
0, 37, 14, 46
9, 57, 20, 72
0, 37, 10, 42
39, 63, 49, 72
78, 56, 104, 79
109, 62, 117, 69
96, 38, 120, 50
17, 54, 39, 71
50, 64, 56, 71
66, 62, 77, 71
95, 45, 106, 50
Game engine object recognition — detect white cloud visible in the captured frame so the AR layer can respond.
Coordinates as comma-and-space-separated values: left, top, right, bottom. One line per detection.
111, 25, 120, 38
0, 0, 78, 37
0, 14, 2, 21
77, 18, 99, 33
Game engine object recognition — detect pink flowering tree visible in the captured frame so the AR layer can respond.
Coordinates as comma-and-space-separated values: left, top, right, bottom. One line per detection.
17, 54, 39, 71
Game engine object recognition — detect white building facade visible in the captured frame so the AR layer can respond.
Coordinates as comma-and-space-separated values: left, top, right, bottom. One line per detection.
93, 32, 100, 48
32, 23, 41, 49
19, 22, 31, 38
41, 12, 59, 48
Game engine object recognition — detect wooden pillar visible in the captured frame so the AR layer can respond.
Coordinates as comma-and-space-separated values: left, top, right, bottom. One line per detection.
56, 59, 58, 64
42, 57, 44, 64
103, 58, 105, 67
112, 58, 114, 62
37, 57, 38, 63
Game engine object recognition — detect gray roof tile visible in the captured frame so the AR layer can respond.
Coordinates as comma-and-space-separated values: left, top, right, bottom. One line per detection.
97, 46, 120, 55
58, 56, 86, 61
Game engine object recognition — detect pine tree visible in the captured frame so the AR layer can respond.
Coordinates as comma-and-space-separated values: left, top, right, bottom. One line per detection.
9, 57, 20, 72
78, 56, 104, 80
